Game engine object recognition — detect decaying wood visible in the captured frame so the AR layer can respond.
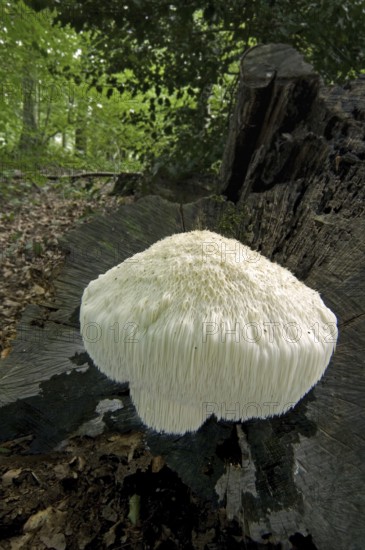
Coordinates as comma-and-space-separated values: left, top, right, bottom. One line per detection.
2, 170, 118, 180
0, 44, 364, 549
45, 171, 119, 180
220, 43, 320, 202
217, 43, 365, 547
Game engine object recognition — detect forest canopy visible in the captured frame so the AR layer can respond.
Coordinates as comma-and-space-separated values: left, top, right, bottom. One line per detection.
1, 0, 365, 179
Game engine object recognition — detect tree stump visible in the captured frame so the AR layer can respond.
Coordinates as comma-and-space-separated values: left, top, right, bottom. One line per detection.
1, 44, 364, 549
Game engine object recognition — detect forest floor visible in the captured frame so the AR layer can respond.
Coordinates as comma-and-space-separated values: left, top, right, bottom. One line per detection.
0, 177, 128, 357
1, 430, 256, 550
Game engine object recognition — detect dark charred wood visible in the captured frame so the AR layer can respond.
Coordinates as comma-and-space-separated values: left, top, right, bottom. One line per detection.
220, 43, 365, 213
220, 44, 320, 202
109, 171, 143, 195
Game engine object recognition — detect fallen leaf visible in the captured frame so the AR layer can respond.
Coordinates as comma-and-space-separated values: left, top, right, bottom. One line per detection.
9, 533, 33, 550
1, 347, 12, 359
32, 284, 46, 296
40, 532, 66, 550
23, 507, 52, 532
103, 521, 122, 547
2, 468, 22, 486
3, 299, 19, 307
101, 504, 118, 523
151, 455, 165, 473
54, 463, 70, 480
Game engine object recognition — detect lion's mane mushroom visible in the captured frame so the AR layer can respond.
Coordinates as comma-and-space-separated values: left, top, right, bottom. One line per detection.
80, 230, 337, 434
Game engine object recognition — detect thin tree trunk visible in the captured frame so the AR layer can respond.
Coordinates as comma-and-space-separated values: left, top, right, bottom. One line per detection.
75, 101, 88, 155
18, 73, 39, 152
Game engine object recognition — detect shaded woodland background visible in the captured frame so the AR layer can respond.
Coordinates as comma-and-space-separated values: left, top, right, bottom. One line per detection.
1, 0, 365, 191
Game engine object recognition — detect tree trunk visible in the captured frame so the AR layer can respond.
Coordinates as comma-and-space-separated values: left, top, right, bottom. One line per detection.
75, 101, 88, 156
18, 73, 40, 152
1, 44, 364, 550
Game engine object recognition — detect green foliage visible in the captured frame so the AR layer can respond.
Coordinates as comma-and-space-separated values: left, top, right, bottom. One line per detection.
1, 0, 365, 180
0, 1, 152, 174
47, 0, 365, 172
212, 197, 244, 238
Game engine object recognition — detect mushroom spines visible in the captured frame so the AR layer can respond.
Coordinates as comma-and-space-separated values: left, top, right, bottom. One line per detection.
80, 230, 337, 434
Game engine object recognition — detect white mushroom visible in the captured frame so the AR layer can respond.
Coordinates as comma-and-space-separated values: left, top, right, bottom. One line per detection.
80, 230, 337, 434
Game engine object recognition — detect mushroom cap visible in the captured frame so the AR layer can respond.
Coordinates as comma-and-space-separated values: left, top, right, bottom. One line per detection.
80, 230, 337, 434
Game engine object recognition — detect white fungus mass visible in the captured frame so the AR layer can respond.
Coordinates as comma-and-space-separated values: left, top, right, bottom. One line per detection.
80, 230, 338, 434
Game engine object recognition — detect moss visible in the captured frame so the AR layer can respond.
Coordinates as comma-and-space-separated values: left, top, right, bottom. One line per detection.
211, 195, 247, 239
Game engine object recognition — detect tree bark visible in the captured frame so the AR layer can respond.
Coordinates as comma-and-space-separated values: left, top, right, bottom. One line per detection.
75, 100, 88, 155
18, 73, 40, 152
